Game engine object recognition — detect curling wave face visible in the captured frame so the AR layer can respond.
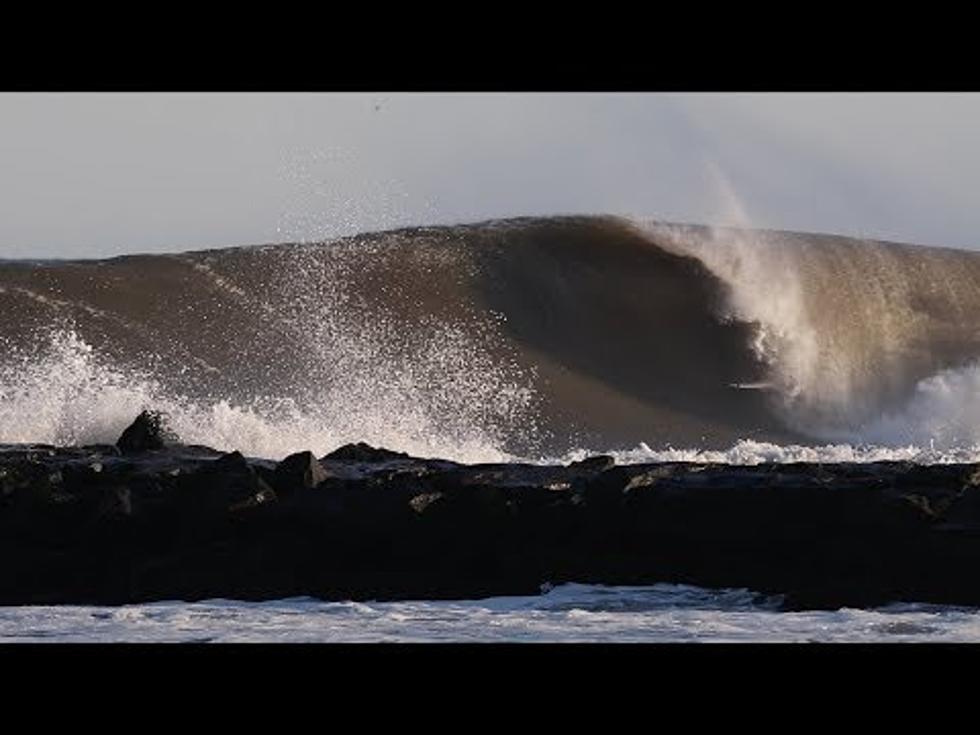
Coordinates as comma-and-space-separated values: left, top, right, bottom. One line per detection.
645, 221, 980, 446
2, 216, 980, 462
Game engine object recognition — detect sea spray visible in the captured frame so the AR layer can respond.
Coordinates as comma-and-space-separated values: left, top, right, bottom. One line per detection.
5, 216, 980, 457
643, 220, 980, 443
0, 326, 532, 462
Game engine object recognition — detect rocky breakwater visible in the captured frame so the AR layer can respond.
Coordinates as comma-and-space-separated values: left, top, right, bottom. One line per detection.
3, 411, 980, 610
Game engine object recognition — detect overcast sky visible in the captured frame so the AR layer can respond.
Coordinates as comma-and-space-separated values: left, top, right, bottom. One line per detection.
1, 93, 978, 258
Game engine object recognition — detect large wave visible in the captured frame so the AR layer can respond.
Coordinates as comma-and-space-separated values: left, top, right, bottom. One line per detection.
645, 221, 980, 446
2, 216, 980, 463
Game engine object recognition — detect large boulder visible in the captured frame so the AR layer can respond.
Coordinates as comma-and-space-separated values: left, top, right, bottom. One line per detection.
116, 411, 178, 454
274, 451, 330, 494
323, 442, 409, 463
568, 455, 616, 473
182, 450, 277, 514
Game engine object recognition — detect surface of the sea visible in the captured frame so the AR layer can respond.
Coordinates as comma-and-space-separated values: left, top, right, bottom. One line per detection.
2, 583, 977, 643
7, 218, 980, 643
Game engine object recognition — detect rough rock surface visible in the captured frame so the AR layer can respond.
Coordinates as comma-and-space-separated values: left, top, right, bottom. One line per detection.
4, 415, 980, 609
116, 410, 178, 454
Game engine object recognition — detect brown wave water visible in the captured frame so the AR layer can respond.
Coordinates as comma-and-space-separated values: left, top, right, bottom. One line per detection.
2, 215, 980, 460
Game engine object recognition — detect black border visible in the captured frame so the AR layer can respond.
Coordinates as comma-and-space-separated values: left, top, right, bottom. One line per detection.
3, 642, 979, 718
4, 25, 980, 711
5, 21, 979, 92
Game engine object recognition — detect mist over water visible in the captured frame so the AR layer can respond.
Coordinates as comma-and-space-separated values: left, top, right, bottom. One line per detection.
2, 215, 980, 464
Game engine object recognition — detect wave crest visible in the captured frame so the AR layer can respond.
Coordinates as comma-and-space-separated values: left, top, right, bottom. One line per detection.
5, 215, 980, 460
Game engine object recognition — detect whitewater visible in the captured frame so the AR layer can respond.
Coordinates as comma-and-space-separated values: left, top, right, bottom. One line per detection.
3, 215, 980, 466
5, 583, 980, 642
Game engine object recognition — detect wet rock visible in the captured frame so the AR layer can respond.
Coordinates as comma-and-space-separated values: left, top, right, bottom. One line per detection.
409, 491, 444, 515
274, 451, 329, 494
569, 454, 615, 472
95, 485, 133, 520
181, 451, 277, 515
5, 415, 980, 608
937, 484, 980, 530
117, 411, 178, 454
323, 442, 410, 463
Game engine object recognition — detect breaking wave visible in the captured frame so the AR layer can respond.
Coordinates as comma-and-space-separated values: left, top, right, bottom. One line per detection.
3, 215, 980, 463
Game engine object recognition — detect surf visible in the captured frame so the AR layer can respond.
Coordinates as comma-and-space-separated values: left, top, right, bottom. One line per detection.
2, 215, 980, 462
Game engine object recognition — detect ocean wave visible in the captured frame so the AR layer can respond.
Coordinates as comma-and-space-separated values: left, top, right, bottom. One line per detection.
3, 216, 980, 461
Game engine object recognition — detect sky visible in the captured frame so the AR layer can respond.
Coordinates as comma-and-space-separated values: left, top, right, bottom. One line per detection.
1, 93, 979, 258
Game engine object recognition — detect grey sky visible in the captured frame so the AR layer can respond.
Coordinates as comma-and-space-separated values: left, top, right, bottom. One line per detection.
1, 93, 978, 258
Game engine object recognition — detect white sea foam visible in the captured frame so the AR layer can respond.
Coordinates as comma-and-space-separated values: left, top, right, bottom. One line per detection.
545, 438, 980, 467
640, 218, 980, 450
5, 218, 980, 465
2, 583, 978, 642
5, 327, 980, 466
856, 361, 980, 448
0, 325, 530, 463
0, 234, 543, 463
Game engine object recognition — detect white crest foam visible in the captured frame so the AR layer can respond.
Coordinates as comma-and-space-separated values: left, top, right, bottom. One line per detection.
640, 218, 980, 450
0, 323, 533, 463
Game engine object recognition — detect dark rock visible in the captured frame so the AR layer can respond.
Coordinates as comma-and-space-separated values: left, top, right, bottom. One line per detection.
94, 485, 133, 520
116, 411, 178, 454
181, 451, 278, 515
274, 451, 329, 493
938, 485, 980, 530
323, 442, 410, 463
7, 421, 980, 609
409, 491, 444, 515
569, 454, 616, 472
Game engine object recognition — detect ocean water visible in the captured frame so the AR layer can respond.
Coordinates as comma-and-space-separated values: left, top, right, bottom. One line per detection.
8, 216, 980, 462
2, 583, 977, 643
6, 217, 980, 642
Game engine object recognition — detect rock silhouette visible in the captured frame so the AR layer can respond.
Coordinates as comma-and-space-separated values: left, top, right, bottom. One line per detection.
116, 410, 178, 454
2, 414, 980, 609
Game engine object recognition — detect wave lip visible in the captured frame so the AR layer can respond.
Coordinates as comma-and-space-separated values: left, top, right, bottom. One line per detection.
643, 219, 980, 444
